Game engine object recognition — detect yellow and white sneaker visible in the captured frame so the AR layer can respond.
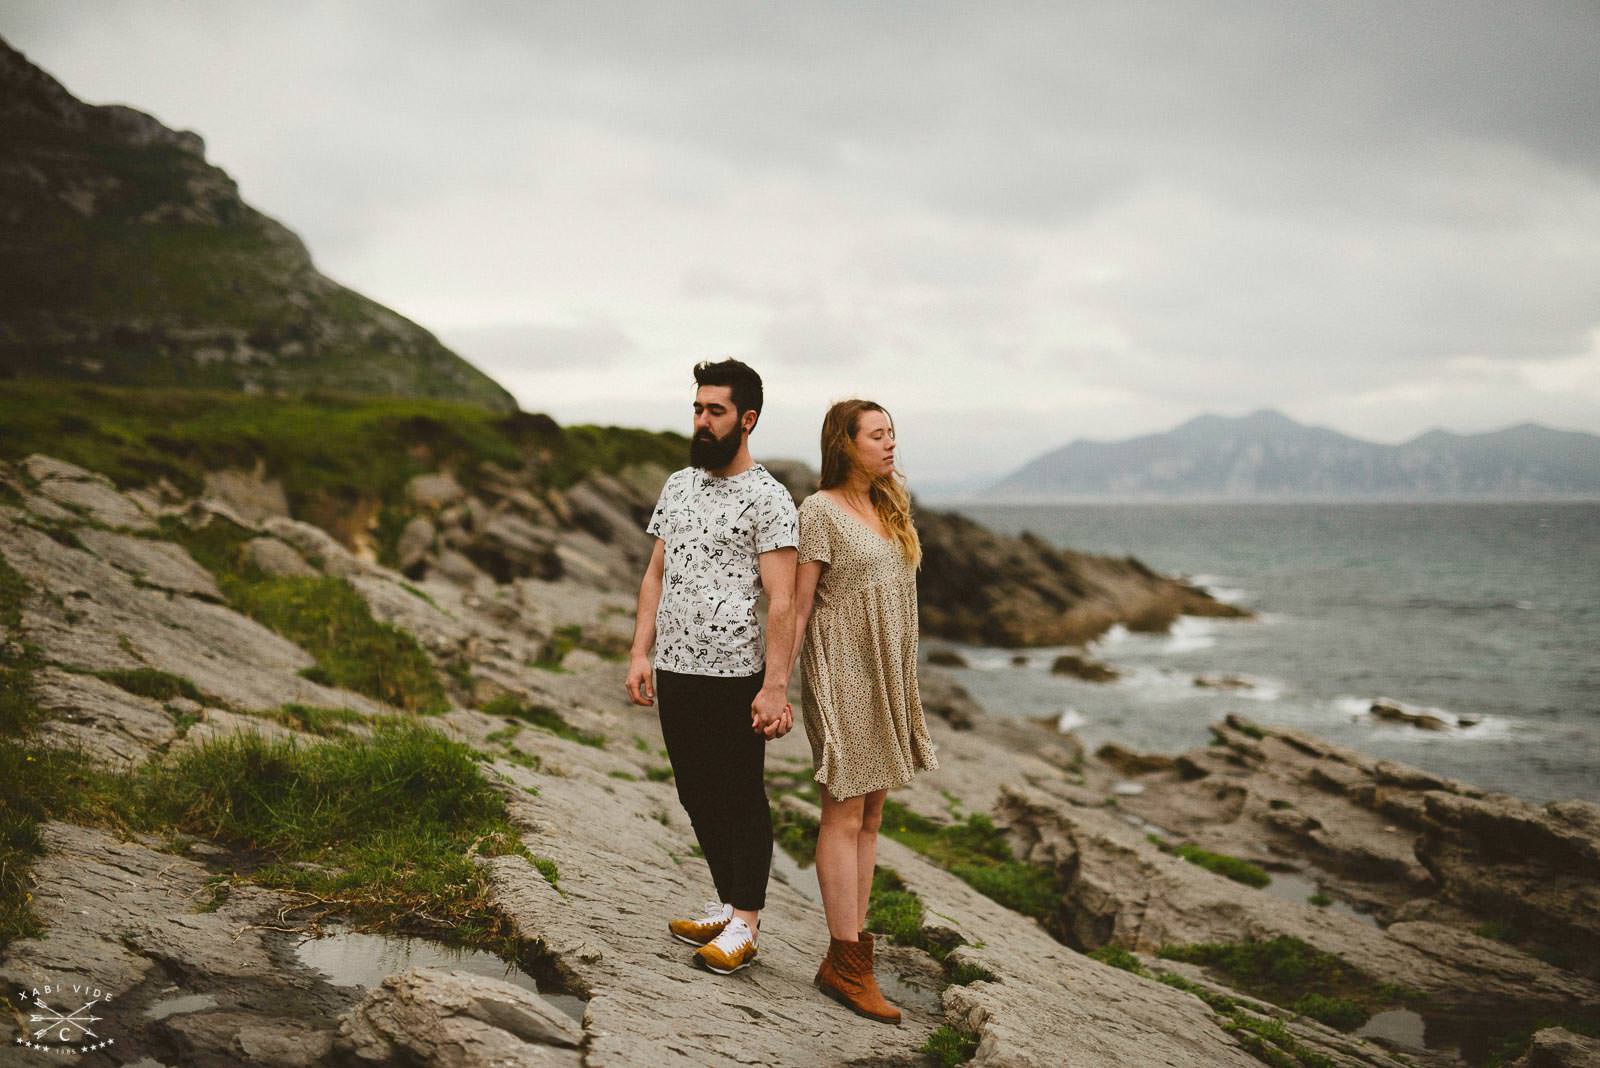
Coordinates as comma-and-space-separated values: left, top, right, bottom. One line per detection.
669, 900, 732, 946
696, 917, 758, 974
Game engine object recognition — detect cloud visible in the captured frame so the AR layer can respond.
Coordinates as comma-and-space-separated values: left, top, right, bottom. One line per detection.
2, 0, 1598, 479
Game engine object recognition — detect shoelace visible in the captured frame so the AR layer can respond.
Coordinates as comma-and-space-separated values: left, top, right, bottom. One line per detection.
695, 900, 728, 923
710, 919, 752, 953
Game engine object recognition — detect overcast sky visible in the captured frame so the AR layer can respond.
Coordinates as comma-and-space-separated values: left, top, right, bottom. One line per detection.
5, 2, 1599, 490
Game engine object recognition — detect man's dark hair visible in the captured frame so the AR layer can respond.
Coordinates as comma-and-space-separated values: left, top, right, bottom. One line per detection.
693, 359, 764, 425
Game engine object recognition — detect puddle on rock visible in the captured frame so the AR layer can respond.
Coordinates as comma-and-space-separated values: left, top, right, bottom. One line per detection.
1258, 870, 1378, 926
1356, 1008, 1428, 1050
294, 928, 586, 1023
143, 992, 219, 1020
878, 969, 944, 1017
770, 847, 820, 903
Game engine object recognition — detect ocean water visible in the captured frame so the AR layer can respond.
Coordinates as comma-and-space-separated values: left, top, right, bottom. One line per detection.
944, 501, 1600, 806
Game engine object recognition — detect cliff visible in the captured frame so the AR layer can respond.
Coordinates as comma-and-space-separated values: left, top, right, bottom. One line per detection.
0, 36, 514, 410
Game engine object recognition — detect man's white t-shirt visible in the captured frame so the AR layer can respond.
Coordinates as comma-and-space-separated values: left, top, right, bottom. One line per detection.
646, 464, 798, 677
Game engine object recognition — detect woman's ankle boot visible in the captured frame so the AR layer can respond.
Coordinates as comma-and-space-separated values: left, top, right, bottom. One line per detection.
815, 936, 901, 1024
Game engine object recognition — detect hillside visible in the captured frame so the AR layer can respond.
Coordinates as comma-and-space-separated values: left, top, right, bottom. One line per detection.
0, 36, 514, 410
989, 410, 1600, 500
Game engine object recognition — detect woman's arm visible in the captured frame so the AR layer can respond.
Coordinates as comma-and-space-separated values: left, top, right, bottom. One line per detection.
791, 559, 824, 675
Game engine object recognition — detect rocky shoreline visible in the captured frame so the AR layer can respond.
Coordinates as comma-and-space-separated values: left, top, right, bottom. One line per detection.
2, 453, 1596, 1067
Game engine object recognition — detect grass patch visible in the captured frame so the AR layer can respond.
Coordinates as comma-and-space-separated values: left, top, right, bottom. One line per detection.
608, 770, 638, 782
922, 1024, 979, 1066
1156, 935, 1415, 1030
0, 382, 684, 521
1222, 1012, 1335, 1068
92, 667, 205, 704
772, 806, 820, 867
865, 868, 963, 962
948, 960, 997, 986
168, 514, 447, 713
1089, 945, 1145, 972
247, 703, 370, 737
644, 764, 674, 782
102, 723, 531, 941
880, 800, 1062, 932
1307, 892, 1331, 907
1288, 993, 1367, 1031
481, 695, 604, 748
533, 625, 584, 671
0, 554, 95, 950
1483, 1016, 1600, 1068
532, 856, 560, 889
1148, 833, 1271, 888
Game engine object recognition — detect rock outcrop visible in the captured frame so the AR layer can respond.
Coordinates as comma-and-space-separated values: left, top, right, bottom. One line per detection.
3, 455, 1593, 1067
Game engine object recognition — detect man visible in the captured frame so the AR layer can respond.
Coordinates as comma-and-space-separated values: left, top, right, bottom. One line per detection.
625, 358, 798, 975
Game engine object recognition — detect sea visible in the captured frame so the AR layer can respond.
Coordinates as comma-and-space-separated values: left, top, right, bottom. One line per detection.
940, 501, 1600, 806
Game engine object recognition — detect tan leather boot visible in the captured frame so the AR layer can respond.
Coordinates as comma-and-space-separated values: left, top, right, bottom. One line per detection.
815, 937, 902, 1024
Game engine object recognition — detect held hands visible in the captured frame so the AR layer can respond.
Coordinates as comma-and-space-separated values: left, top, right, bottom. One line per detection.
624, 654, 655, 706
750, 685, 792, 740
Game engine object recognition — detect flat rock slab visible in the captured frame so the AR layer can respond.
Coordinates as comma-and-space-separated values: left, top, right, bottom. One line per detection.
76, 527, 222, 600
32, 666, 179, 765
338, 967, 582, 1066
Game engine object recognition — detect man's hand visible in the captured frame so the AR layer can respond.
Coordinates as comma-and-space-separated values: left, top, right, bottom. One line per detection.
751, 684, 790, 739
625, 654, 655, 706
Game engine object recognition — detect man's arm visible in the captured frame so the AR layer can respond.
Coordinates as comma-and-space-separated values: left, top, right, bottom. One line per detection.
625, 539, 665, 706
752, 546, 797, 737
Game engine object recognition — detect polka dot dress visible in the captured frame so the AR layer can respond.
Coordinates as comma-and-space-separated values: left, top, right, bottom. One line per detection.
798, 493, 939, 801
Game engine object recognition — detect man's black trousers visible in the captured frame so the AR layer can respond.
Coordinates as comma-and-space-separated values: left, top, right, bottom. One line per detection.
655, 668, 772, 911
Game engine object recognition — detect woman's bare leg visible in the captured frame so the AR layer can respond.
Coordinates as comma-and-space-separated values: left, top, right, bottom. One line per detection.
856, 790, 887, 930
817, 790, 865, 941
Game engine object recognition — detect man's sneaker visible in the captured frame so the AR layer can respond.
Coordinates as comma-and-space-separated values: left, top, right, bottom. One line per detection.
668, 900, 732, 946
695, 917, 758, 974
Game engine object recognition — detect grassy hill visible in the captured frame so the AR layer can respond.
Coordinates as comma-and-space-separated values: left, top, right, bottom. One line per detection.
0, 36, 514, 410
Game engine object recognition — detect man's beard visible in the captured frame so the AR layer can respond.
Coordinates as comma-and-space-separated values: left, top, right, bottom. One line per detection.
690, 425, 742, 470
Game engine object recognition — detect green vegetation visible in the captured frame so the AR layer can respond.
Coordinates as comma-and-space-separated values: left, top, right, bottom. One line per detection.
1307, 892, 1332, 907
1157, 935, 1415, 1031
533, 625, 584, 671
922, 1024, 979, 1066
1147, 833, 1271, 888
106, 724, 533, 940
1222, 1013, 1335, 1068
608, 770, 638, 782
644, 764, 674, 782
1287, 993, 1366, 1032
1484, 1017, 1600, 1068
881, 800, 1061, 932
0, 555, 61, 949
246, 703, 371, 737
0, 382, 685, 566
93, 667, 205, 704
1087, 941, 1345, 1066
865, 868, 962, 962
772, 805, 819, 867
169, 513, 448, 713
532, 856, 560, 889
481, 695, 605, 749
947, 960, 997, 986
1089, 945, 1145, 972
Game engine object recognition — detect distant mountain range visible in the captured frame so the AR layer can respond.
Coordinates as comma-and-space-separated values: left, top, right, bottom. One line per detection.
986, 410, 1600, 500
0, 36, 514, 410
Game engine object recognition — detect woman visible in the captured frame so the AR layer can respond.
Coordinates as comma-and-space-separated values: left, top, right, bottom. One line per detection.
792, 399, 939, 1025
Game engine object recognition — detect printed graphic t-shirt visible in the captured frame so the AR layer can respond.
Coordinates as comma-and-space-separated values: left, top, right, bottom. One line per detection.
646, 464, 799, 677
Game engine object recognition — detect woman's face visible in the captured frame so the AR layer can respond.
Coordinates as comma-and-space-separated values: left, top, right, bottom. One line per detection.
852, 408, 896, 479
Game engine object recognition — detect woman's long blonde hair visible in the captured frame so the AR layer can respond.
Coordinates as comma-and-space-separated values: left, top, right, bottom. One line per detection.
818, 399, 921, 568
